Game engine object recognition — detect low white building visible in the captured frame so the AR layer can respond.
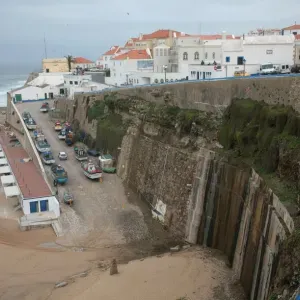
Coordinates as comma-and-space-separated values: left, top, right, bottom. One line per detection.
222, 35, 295, 76
282, 24, 300, 36
10, 84, 62, 102
9, 72, 67, 102
63, 74, 108, 99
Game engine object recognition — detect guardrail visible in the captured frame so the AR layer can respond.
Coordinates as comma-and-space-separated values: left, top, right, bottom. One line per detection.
75, 73, 300, 96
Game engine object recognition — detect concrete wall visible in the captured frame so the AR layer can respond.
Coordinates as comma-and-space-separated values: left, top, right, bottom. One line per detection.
42, 58, 69, 73
6, 94, 53, 195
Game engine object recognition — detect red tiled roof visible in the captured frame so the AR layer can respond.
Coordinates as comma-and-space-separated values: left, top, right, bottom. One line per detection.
73, 57, 93, 64
295, 34, 300, 40
189, 34, 240, 40
103, 46, 120, 56
0, 133, 51, 199
124, 29, 189, 47
113, 49, 151, 60
283, 24, 300, 30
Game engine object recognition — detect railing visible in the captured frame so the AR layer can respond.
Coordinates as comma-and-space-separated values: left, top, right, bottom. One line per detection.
75, 72, 300, 96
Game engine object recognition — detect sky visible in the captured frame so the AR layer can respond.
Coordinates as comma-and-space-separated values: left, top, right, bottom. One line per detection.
0, 0, 299, 71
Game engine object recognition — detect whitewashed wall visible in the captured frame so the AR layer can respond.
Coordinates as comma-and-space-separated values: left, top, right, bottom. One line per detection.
22, 196, 60, 217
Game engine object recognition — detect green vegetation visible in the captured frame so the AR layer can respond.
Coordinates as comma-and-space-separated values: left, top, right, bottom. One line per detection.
219, 98, 300, 203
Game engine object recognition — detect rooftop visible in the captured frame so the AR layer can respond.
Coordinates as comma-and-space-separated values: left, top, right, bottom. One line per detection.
103, 46, 120, 56
283, 24, 300, 30
73, 57, 93, 64
0, 133, 51, 199
112, 49, 151, 60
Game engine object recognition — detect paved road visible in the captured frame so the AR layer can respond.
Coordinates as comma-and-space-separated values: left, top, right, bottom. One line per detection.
17, 101, 151, 249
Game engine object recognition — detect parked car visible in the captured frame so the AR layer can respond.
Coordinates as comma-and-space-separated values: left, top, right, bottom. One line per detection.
58, 151, 68, 160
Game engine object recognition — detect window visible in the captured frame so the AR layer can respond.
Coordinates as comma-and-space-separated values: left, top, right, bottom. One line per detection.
30, 201, 39, 213
212, 52, 215, 59
160, 49, 163, 56
205, 52, 208, 59
69, 81, 73, 85
226, 56, 230, 63
74, 81, 78, 85
164, 49, 167, 56
156, 49, 159, 56
266, 50, 273, 54
105, 64, 108, 69
194, 52, 199, 60
183, 52, 188, 60
137, 79, 139, 84
237, 56, 244, 65
105, 57, 107, 61
64, 81, 66, 84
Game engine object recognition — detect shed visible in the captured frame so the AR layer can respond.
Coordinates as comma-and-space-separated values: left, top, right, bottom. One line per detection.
0, 158, 8, 166
99, 154, 113, 168
0, 166, 11, 174
4, 186, 20, 198
1, 175, 15, 186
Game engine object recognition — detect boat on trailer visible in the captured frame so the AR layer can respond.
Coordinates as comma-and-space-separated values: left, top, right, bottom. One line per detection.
81, 161, 102, 180
35, 134, 51, 153
74, 147, 88, 161
41, 151, 55, 165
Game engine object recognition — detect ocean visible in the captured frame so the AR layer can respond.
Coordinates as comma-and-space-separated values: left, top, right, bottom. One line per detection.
0, 64, 39, 107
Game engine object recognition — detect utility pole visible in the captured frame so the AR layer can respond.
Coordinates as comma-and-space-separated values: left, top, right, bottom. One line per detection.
44, 33, 48, 59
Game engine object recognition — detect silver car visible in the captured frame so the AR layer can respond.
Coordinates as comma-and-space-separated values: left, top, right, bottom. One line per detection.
58, 151, 68, 160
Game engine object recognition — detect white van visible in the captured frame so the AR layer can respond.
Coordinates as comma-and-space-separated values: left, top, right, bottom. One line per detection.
260, 63, 291, 75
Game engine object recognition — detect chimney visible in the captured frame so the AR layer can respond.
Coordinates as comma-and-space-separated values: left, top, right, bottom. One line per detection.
222, 31, 226, 40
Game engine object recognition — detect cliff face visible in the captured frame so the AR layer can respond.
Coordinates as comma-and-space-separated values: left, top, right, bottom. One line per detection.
55, 84, 297, 300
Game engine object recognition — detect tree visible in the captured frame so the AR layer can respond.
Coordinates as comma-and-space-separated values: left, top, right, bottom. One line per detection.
65, 55, 74, 72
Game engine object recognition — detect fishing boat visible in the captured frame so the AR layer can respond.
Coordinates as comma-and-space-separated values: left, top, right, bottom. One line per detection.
51, 164, 68, 185
22, 111, 31, 122
41, 151, 55, 165
35, 134, 51, 153
54, 121, 62, 131
74, 147, 88, 161
81, 161, 102, 180
25, 118, 37, 130
65, 131, 74, 146
58, 128, 66, 140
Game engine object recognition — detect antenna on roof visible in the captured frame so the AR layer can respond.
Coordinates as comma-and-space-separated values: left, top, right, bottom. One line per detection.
44, 33, 48, 59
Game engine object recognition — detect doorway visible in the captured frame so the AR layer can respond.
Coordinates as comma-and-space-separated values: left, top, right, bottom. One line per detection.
44, 93, 48, 99
197, 72, 199, 80
49, 93, 54, 99
30, 201, 38, 213
40, 200, 49, 212
203, 72, 206, 80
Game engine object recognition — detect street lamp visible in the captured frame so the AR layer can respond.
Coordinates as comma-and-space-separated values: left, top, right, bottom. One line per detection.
163, 65, 168, 82
243, 58, 246, 74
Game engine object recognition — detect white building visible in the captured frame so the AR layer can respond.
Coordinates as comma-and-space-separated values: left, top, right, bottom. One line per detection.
9, 72, 67, 102
96, 46, 126, 70
105, 49, 153, 86
63, 74, 108, 99
221, 35, 295, 76
282, 24, 300, 36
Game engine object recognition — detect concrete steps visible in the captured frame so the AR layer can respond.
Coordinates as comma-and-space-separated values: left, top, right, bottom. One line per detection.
52, 219, 63, 237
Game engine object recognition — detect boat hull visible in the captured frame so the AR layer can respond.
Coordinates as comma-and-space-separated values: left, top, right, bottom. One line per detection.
40, 108, 48, 113
35, 144, 51, 153
58, 135, 66, 140
75, 156, 88, 161
27, 125, 37, 130
83, 170, 102, 179
42, 159, 55, 165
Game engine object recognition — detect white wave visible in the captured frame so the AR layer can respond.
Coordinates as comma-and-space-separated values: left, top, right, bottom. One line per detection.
0, 80, 26, 96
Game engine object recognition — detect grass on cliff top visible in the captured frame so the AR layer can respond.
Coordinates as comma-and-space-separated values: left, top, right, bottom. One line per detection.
87, 93, 220, 135
219, 98, 300, 204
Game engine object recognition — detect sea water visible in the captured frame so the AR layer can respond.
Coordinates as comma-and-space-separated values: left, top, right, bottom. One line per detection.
0, 64, 38, 107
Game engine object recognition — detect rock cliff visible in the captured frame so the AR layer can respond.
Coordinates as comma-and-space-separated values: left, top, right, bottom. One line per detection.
55, 83, 300, 299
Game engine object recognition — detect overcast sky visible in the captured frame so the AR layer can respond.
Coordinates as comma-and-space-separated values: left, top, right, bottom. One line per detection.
0, 0, 299, 70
